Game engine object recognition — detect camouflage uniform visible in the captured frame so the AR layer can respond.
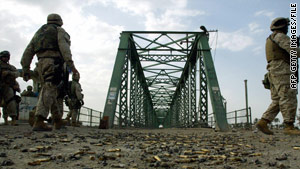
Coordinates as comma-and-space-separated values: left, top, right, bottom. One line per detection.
256, 17, 300, 135
66, 75, 84, 126
0, 51, 20, 125
21, 14, 78, 131
262, 32, 300, 123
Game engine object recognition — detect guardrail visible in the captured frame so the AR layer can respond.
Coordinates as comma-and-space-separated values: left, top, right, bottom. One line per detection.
72, 106, 102, 127
208, 107, 252, 129
64, 106, 252, 128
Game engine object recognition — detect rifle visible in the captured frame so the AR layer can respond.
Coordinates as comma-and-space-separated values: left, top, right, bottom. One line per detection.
57, 62, 70, 99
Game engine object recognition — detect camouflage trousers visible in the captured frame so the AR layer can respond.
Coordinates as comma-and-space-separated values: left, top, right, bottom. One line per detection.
262, 72, 297, 123
67, 109, 79, 123
0, 85, 17, 118
35, 58, 63, 119
35, 82, 63, 119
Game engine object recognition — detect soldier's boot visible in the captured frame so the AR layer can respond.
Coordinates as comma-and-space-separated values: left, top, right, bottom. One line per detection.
283, 122, 300, 135
256, 118, 274, 135
71, 122, 80, 127
3, 117, 8, 125
65, 117, 71, 126
28, 115, 35, 127
53, 116, 67, 130
28, 109, 35, 126
71, 113, 79, 127
71, 119, 80, 127
32, 116, 52, 131
10, 116, 18, 126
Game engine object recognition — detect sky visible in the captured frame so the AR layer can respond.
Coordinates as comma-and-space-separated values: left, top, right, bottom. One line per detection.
0, 0, 299, 124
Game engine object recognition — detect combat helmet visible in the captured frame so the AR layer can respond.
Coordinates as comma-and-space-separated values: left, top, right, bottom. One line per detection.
47, 13, 63, 26
27, 85, 33, 91
72, 73, 80, 81
0, 50, 10, 59
270, 17, 289, 31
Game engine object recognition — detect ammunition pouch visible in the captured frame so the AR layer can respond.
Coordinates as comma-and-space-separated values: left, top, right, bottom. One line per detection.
262, 73, 270, 89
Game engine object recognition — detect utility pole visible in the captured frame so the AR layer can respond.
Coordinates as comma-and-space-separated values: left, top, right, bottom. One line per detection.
244, 80, 249, 127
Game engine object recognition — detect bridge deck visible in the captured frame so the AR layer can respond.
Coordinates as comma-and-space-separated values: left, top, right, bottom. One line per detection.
0, 124, 295, 168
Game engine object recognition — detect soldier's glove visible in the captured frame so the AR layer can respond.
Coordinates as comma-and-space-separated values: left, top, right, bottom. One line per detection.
13, 85, 21, 93
80, 100, 84, 106
71, 67, 79, 75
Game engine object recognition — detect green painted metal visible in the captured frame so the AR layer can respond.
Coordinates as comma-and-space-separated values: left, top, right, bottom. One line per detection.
198, 34, 229, 131
199, 52, 208, 127
102, 33, 130, 128
102, 30, 229, 131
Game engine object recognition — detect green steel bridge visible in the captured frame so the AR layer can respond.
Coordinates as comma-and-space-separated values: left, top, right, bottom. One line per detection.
101, 28, 229, 131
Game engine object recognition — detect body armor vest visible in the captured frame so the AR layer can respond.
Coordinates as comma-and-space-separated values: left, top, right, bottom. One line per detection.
0, 61, 17, 87
34, 24, 59, 53
67, 81, 82, 109
265, 33, 290, 63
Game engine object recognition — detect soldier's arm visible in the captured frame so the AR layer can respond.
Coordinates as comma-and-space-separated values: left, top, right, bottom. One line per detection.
21, 38, 36, 73
57, 27, 75, 70
75, 83, 83, 100
4, 65, 20, 78
274, 33, 300, 58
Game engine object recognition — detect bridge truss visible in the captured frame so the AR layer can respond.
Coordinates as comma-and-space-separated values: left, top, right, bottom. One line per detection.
101, 30, 229, 131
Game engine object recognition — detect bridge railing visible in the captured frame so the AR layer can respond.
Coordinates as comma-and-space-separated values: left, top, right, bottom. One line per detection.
208, 107, 252, 129
69, 106, 102, 127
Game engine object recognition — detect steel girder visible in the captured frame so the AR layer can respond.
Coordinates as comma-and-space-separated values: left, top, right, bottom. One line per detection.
102, 31, 229, 131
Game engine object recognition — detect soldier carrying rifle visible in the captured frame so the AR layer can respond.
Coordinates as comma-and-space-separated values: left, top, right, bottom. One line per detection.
21, 13, 79, 131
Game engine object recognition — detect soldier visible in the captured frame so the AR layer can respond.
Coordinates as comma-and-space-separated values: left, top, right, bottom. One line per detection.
21, 85, 36, 97
21, 13, 79, 131
65, 73, 84, 127
256, 17, 300, 135
0, 51, 20, 125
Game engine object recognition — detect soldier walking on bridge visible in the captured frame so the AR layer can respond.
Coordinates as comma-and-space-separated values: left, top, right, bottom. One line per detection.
257, 17, 300, 135
0, 51, 20, 125
65, 73, 84, 127
21, 13, 79, 131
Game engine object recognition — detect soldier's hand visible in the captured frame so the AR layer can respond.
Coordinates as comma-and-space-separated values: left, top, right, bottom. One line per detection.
80, 100, 84, 106
23, 72, 30, 82
14, 85, 21, 93
72, 67, 79, 76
